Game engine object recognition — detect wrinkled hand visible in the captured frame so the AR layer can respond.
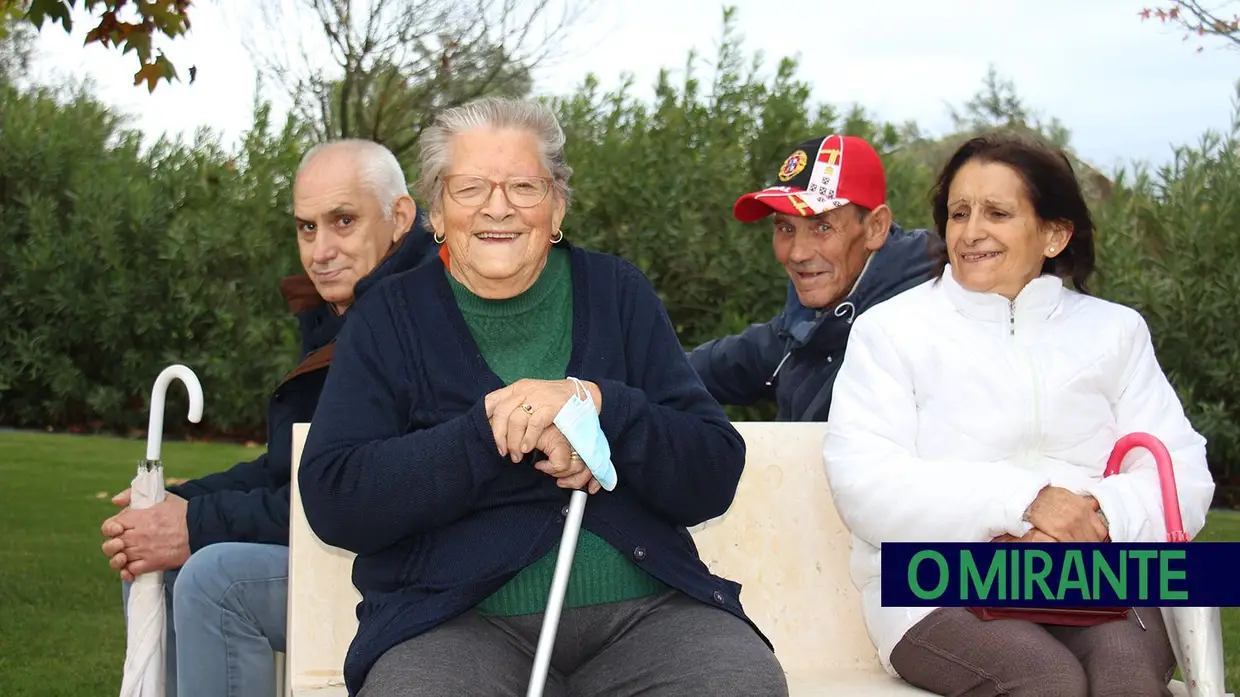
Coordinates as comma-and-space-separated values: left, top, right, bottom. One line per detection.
1024, 486, 1109, 543
484, 378, 602, 462
531, 425, 602, 494
100, 493, 191, 582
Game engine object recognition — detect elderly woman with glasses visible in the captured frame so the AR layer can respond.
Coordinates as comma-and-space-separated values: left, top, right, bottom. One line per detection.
297, 96, 788, 697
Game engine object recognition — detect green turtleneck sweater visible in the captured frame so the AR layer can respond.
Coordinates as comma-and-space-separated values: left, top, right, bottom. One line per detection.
446, 247, 666, 616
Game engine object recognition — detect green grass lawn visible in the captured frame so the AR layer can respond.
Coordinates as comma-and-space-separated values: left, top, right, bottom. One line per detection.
0, 430, 258, 697
1, 429, 1237, 695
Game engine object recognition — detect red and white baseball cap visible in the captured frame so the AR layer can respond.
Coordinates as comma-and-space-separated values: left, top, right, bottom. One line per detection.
733, 134, 887, 223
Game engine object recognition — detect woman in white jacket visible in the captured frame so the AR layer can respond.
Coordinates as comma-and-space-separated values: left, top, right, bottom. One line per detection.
822, 133, 1215, 697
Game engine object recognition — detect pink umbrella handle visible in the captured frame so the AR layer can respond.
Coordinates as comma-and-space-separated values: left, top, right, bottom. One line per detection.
1104, 432, 1189, 542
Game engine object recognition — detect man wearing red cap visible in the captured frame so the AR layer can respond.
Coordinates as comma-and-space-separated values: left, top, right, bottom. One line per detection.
688, 134, 938, 422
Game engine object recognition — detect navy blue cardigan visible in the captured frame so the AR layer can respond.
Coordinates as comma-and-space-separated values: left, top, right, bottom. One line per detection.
298, 243, 769, 694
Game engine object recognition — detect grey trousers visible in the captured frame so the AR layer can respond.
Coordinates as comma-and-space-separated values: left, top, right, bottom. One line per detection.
358, 589, 789, 697
889, 606, 1178, 697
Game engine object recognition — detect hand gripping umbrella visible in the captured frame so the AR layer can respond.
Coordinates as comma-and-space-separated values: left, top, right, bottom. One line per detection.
119, 365, 204, 697
1105, 432, 1229, 697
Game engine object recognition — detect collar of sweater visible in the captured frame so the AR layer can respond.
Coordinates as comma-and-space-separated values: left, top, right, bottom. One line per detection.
445, 248, 570, 318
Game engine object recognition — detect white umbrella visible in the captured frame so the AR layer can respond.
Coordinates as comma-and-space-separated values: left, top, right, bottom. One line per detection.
119, 365, 204, 697
1105, 433, 1230, 697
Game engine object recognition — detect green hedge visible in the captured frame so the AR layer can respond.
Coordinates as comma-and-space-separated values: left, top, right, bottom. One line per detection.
2, 40, 1239, 499
0, 81, 310, 438
1091, 108, 1240, 500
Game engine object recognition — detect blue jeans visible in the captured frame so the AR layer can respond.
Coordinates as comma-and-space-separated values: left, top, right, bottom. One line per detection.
122, 542, 289, 697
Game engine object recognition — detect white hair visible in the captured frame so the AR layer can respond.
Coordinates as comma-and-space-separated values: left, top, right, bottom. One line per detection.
298, 139, 409, 219
415, 96, 574, 215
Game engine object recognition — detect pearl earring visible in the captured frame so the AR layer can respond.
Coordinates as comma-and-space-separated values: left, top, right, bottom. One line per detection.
1048, 247, 1056, 254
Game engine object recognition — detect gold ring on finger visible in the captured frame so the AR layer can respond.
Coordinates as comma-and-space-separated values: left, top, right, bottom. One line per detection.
520, 403, 534, 415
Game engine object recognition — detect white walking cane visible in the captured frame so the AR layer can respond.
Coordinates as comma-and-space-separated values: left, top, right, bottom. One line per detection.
526, 379, 616, 697
526, 487, 589, 697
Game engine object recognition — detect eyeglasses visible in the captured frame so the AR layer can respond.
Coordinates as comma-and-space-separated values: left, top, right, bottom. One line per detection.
442, 175, 553, 208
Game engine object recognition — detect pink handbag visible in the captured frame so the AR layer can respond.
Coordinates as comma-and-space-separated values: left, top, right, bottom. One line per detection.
970, 432, 1186, 626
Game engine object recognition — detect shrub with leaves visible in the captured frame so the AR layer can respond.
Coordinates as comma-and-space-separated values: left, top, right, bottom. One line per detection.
0, 80, 310, 439
550, 9, 926, 419
3, 7, 1240, 501
1093, 86, 1240, 499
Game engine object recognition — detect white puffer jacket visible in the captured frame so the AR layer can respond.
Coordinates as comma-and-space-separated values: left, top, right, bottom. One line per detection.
822, 265, 1215, 677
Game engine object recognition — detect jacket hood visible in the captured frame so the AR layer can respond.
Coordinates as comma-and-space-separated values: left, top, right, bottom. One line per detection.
778, 223, 937, 347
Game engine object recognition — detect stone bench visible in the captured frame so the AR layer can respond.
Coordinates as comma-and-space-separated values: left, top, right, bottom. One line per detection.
283, 421, 1197, 696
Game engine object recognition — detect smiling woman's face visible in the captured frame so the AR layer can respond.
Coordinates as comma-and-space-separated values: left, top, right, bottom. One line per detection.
945, 159, 1070, 299
431, 126, 566, 300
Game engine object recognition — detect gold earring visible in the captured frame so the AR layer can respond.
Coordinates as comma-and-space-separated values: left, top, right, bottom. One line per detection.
551, 228, 563, 244
433, 231, 445, 244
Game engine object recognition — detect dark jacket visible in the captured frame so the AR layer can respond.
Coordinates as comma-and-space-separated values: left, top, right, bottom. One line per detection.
297, 243, 764, 695
688, 224, 938, 422
168, 216, 441, 551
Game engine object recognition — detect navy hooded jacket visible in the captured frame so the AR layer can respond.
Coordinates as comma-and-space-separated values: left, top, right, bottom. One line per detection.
688, 224, 939, 422
167, 214, 441, 551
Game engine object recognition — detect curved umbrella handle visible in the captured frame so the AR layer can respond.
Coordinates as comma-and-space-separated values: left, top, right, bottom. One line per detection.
145, 365, 204, 462
1104, 432, 1188, 542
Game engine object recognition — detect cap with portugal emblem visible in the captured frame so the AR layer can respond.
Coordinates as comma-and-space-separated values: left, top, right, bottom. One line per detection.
733, 134, 887, 223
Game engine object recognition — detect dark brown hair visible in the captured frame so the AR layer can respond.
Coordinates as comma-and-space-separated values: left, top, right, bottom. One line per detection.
929, 133, 1097, 294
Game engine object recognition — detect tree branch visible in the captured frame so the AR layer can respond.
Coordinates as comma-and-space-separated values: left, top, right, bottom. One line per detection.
1142, 1, 1240, 50
239, 0, 597, 159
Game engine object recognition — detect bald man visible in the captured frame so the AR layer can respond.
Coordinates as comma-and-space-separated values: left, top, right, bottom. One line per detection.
99, 140, 441, 697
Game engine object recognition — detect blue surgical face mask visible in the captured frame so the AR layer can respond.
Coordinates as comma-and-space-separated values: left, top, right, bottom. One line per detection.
553, 377, 617, 491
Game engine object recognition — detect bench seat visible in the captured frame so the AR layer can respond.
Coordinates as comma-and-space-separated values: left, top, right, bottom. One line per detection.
284, 421, 1199, 697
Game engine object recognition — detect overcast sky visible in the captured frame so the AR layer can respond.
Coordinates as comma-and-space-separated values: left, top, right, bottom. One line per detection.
26, 0, 1240, 176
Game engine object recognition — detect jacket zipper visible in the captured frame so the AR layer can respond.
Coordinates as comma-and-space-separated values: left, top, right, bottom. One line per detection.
1010, 299, 1042, 460
1009, 297, 1143, 627
766, 351, 793, 387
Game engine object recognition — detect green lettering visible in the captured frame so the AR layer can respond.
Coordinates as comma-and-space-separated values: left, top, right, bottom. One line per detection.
1009, 548, 1019, 600
1159, 550, 1188, 600
1057, 550, 1090, 600
909, 551, 949, 600
1092, 549, 1126, 599
1024, 550, 1055, 600
1130, 550, 1158, 600
963, 549, 1005, 600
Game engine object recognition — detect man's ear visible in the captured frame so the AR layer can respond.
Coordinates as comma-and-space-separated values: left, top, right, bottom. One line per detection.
391, 195, 417, 243
864, 204, 893, 251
